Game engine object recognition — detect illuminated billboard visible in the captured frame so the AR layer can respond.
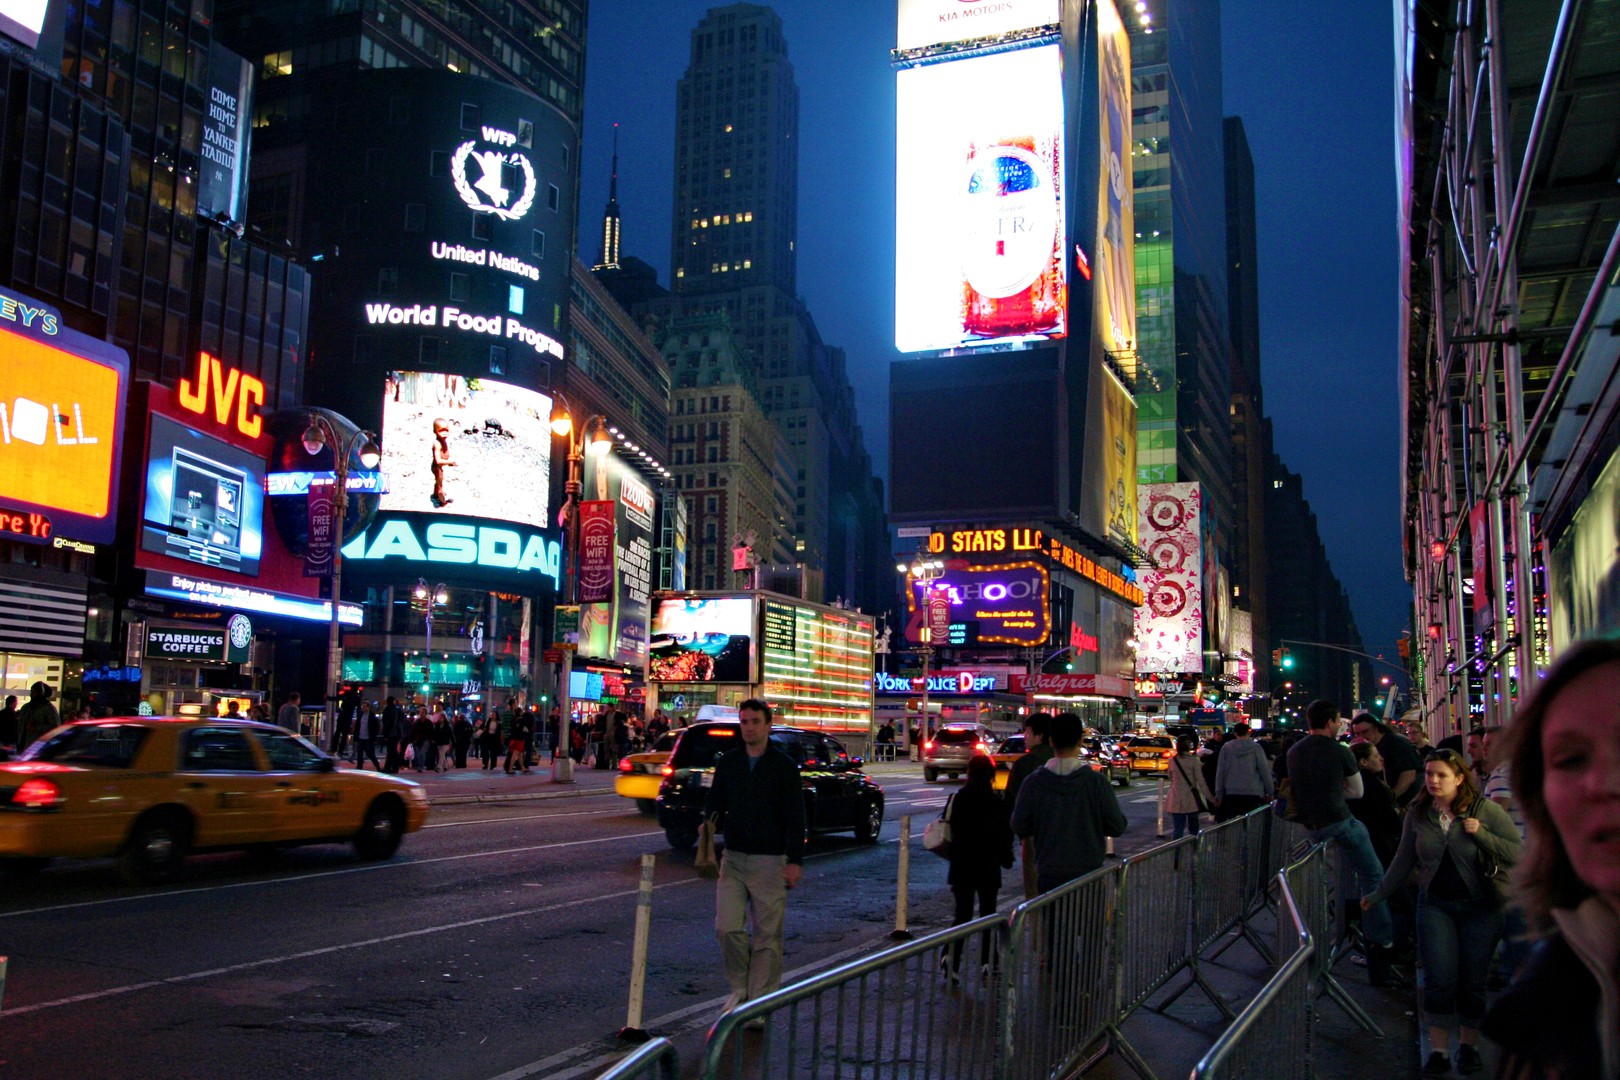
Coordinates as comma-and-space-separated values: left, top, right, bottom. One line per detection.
378, 371, 552, 529
141, 414, 265, 577
648, 596, 755, 683
1094, 0, 1135, 357
1135, 482, 1204, 673
0, 0, 48, 48
896, 44, 1067, 353
577, 452, 657, 668
905, 560, 1051, 646
897, 0, 1060, 51
760, 598, 875, 734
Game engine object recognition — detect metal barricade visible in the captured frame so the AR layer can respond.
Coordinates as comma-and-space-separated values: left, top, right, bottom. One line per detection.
1116, 834, 1232, 1026
1191, 864, 1315, 1080
703, 912, 1006, 1080
1280, 844, 1381, 1035
597, 1037, 681, 1080
997, 864, 1122, 1080
1193, 813, 1250, 955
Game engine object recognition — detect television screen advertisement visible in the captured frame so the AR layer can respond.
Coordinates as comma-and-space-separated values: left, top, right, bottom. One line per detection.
648, 596, 755, 683
905, 561, 1050, 646
0, 286, 128, 545
1093, 0, 1135, 359
197, 41, 253, 226
896, 0, 1059, 51
140, 413, 265, 577
377, 371, 552, 529
896, 44, 1067, 353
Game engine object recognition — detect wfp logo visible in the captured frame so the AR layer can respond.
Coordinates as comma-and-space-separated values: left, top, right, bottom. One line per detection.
451, 126, 538, 221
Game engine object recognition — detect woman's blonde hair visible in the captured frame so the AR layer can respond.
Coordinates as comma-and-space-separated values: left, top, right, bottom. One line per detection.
1501, 637, 1620, 928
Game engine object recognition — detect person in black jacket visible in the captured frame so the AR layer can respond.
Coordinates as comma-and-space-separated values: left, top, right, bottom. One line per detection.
703, 699, 805, 1020
944, 753, 1014, 982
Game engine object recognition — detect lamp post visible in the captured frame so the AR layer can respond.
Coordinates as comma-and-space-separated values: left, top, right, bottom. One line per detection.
898, 557, 945, 760
411, 579, 449, 699
550, 400, 613, 784
301, 414, 380, 742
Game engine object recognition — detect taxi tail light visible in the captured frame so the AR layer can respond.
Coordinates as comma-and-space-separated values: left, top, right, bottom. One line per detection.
660, 765, 674, 777
924, 740, 935, 751
975, 742, 990, 753
618, 757, 634, 773
12, 778, 62, 809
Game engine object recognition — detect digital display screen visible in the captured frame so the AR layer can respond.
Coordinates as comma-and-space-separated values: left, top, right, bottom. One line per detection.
141, 414, 264, 577
907, 561, 1050, 646
896, 0, 1059, 50
569, 669, 606, 702
896, 45, 1067, 353
378, 371, 552, 529
759, 599, 874, 735
648, 596, 755, 683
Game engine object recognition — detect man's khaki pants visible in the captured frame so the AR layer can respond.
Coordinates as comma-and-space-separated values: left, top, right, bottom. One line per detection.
716, 850, 788, 1002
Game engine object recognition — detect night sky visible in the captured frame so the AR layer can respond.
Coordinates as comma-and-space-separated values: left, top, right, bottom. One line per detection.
578, 1, 1408, 673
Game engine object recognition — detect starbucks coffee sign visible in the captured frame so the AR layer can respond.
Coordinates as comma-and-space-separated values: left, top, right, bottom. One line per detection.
145, 624, 251, 663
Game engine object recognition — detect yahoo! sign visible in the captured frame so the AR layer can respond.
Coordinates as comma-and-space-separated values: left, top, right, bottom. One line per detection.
874, 670, 999, 695
907, 560, 1050, 646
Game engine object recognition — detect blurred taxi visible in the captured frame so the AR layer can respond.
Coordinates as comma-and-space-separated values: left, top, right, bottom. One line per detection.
615, 732, 677, 814
0, 717, 429, 884
1127, 734, 1177, 773
990, 733, 1026, 792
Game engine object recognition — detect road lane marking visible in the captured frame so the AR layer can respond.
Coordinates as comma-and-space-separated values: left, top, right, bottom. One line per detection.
423, 807, 630, 828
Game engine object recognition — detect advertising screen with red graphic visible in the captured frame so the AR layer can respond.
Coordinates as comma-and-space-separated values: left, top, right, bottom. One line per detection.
1134, 482, 1204, 673
648, 596, 755, 683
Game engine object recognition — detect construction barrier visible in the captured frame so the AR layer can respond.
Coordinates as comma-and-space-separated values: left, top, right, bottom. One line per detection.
703, 912, 1006, 1080
998, 863, 1121, 1080
1192, 858, 1316, 1080
595, 1036, 681, 1080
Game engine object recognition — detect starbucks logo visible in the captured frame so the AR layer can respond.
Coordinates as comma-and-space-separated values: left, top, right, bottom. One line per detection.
228, 614, 253, 649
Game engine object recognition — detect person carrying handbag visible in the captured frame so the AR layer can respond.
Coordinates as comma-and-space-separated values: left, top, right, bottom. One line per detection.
1168, 734, 1215, 838
942, 754, 1014, 983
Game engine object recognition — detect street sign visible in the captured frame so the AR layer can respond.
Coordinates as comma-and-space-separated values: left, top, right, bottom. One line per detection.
542, 647, 564, 663
554, 604, 580, 648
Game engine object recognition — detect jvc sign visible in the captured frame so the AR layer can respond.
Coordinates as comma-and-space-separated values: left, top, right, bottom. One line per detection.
874, 670, 999, 695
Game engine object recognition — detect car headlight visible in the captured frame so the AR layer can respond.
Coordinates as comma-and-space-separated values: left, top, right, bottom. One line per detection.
407, 787, 430, 804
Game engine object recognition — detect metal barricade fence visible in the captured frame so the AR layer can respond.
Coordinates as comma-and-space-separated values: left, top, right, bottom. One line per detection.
997, 864, 1121, 1080
1281, 843, 1381, 1035
1191, 863, 1315, 1080
703, 912, 1006, 1080
1116, 834, 1232, 1026
597, 1036, 681, 1080
1193, 813, 1250, 955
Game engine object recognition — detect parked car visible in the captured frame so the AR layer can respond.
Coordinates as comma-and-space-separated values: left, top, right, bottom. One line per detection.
0, 718, 430, 884
1081, 737, 1132, 786
655, 721, 884, 850
615, 732, 677, 814
922, 722, 998, 782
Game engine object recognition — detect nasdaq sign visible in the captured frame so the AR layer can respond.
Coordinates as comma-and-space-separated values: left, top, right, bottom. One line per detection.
341, 517, 561, 589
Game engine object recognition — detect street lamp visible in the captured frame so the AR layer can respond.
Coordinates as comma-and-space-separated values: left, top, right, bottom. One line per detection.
550, 398, 613, 784
897, 556, 945, 759
411, 579, 450, 696
301, 413, 380, 741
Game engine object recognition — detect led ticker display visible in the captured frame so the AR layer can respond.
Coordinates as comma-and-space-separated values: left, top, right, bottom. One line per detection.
760, 598, 875, 735
0, 287, 127, 544
896, 44, 1067, 353
907, 561, 1051, 646
648, 596, 755, 683
141, 414, 265, 577
378, 371, 552, 530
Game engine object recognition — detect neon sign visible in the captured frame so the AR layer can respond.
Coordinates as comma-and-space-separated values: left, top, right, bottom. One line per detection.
874, 670, 998, 695
178, 351, 265, 438
927, 526, 1144, 606
906, 560, 1051, 646
341, 517, 561, 588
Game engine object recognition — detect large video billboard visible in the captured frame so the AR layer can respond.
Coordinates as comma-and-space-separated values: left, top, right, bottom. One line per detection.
378, 371, 552, 529
0, 286, 127, 545
760, 597, 875, 735
905, 560, 1051, 646
1135, 482, 1204, 673
897, 0, 1060, 51
1093, 0, 1135, 357
896, 44, 1067, 353
141, 414, 265, 576
648, 596, 755, 683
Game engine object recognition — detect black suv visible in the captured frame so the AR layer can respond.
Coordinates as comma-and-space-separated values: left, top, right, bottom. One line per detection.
655, 722, 885, 850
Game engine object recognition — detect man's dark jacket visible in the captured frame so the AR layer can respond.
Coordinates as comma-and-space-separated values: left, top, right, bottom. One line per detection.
704, 745, 806, 865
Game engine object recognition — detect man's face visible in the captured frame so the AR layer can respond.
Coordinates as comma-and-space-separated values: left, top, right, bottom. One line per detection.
1467, 732, 1485, 760
739, 707, 770, 752
1351, 720, 1380, 744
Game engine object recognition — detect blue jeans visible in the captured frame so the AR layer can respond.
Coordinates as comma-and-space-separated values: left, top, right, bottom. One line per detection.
1308, 816, 1393, 947
1172, 812, 1202, 838
1417, 893, 1502, 1027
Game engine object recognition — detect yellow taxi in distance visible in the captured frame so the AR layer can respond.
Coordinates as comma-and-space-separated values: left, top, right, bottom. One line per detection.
1127, 734, 1177, 772
0, 717, 430, 884
615, 732, 677, 814
990, 734, 1026, 792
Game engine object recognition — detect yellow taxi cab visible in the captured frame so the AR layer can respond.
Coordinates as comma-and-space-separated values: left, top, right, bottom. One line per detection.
1127, 734, 1177, 772
615, 732, 677, 814
0, 717, 430, 884
989, 733, 1026, 792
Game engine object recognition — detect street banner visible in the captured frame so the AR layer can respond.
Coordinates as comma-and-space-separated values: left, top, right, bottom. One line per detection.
305, 483, 335, 577
577, 500, 615, 603
928, 588, 951, 643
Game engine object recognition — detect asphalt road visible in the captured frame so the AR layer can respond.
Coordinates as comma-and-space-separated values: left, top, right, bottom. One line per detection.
0, 770, 1174, 1080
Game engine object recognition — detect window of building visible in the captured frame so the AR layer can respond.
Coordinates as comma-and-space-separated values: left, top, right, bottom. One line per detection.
489, 346, 505, 375
532, 230, 546, 258
547, 184, 560, 212
449, 272, 470, 301
403, 203, 425, 232
471, 213, 494, 241
377, 267, 399, 297
460, 102, 481, 130
429, 150, 449, 177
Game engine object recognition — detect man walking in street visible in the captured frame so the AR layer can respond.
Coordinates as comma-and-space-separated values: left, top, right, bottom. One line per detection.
1010, 711, 1127, 895
276, 691, 301, 732
381, 696, 406, 773
1213, 722, 1274, 820
1004, 712, 1055, 899
1349, 713, 1423, 806
704, 699, 804, 1025
353, 701, 381, 770
0, 693, 20, 759
1287, 700, 1399, 981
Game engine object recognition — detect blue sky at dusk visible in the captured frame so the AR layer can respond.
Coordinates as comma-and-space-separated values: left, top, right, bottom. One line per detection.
578, 0, 1409, 670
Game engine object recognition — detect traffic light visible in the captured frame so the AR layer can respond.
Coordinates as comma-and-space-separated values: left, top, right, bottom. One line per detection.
1272, 648, 1282, 666
1281, 648, 1295, 670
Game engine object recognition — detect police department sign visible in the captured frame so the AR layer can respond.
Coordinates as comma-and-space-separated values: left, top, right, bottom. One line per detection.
451, 126, 537, 221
